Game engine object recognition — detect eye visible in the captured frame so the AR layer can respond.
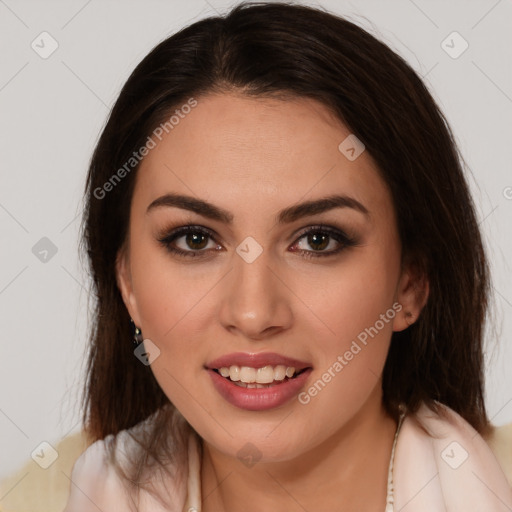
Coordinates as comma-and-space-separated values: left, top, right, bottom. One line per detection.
290, 225, 357, 258
157, 226, 222, 258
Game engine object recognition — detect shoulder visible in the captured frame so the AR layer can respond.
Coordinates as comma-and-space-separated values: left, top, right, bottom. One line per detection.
63, 411, 191, 512
394, 401, 512, 511
63, 434, 134, 512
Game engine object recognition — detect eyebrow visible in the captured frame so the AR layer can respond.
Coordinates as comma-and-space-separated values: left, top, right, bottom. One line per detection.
146, 192, 370, 224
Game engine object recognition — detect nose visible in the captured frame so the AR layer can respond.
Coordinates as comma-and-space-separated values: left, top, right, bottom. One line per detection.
217, 248, 294, 340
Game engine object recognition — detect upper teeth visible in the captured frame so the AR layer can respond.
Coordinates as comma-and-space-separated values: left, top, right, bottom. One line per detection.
218, 365, 297, 383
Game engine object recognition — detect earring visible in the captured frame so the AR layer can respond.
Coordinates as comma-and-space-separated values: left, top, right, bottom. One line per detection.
405, 311, 414, 326
130, 318, 143, 345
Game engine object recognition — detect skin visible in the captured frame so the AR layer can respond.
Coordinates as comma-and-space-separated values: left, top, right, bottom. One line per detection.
116, 92, 429, 511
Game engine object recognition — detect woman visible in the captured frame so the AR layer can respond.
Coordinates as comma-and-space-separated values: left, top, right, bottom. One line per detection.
64, 2, 512, 511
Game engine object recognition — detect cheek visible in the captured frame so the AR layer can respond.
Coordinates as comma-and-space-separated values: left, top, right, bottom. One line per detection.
130, 235, 219, 339
290, 247, 399, 411
132, 268, 214, 422
294, 266, 398, 437
295, 244, 400, 345
128, 239, 227, 391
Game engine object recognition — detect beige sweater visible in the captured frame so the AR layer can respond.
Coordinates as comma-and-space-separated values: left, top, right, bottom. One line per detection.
1, 421, 511, 512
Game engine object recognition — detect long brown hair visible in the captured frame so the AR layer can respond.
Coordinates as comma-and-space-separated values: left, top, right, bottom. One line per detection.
78, 0, 492, 497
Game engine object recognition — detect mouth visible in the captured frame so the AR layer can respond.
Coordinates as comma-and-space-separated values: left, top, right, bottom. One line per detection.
205, 351, 313, 388
211, 365, 311, 388
204, 352, 313, 410
206, 363, 314, 411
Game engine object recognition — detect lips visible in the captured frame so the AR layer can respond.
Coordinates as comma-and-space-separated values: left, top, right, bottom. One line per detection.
205, 352, 313, 372
207, 366, 314, 411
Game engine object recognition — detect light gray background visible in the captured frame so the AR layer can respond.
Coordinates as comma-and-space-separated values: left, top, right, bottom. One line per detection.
1, 0, 511, 480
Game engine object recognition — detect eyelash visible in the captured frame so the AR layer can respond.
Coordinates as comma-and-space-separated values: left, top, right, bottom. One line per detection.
156, 224, 358, 260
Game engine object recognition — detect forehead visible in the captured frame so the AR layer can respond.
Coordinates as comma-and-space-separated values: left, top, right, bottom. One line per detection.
133, 93, 392, 224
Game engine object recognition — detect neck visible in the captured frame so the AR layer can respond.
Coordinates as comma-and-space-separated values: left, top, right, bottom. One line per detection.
200, 394, 398, 512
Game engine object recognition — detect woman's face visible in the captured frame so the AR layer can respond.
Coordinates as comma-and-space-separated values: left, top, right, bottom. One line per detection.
117, 92, 422, 462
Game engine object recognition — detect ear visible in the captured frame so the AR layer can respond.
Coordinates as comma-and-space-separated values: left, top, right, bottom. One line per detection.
392, 260, 429, 332
115, 244, 142, 326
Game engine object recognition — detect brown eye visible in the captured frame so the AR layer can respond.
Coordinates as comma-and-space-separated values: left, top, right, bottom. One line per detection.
305, 232, 330, 251
183, 232, 209, 250
157, 226, 221, 258
290, 225, 357, 258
